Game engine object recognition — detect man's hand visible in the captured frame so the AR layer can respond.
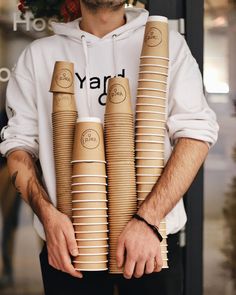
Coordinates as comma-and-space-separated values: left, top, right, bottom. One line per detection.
42, 205, 83, 279
116, 218, 163, 279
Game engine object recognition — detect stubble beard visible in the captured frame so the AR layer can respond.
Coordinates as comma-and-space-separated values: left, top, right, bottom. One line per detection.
81, 0, 126, 11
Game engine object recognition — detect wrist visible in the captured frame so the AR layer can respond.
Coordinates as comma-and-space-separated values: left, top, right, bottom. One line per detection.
137, 201, 161, 228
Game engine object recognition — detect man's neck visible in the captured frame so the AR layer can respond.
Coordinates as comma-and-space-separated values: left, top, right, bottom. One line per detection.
80, 4, 126, 38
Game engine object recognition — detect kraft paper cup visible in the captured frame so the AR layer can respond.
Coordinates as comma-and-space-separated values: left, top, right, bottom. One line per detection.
74, 262, 108, 271
135, 127, 165, 136
136, 112, 165, 121
74, 231, 108, 239
141, 16, 169, 58
140, 56, 169, 66
76, 239, 108, 247
52, 93, 77, 112
105, 77, 132, 114
72, 201, 108, 209
135, 141, 164, 150
77, 246, 109, 254
137, 88, 167, 97
136, 158, 164, 167
71, 183, 107, 192
136, 150, 164, 158
136, 134, 164, 142
137, 183, 156, 192
72, 209, 107, 216
72, 118, 105, 162
139, 65, 169, 77
72, 162, 106, 176
73, 217, 108, 224
136, 166, 163, 175
138, 81, 167, 91
50, 61, 74, 94
72, 175, 107, 184
75, 254, 108, 262
74, 223, 108, 231
136, 104, 166, 112
136, 97, 166, 107
139, 72, 168, 82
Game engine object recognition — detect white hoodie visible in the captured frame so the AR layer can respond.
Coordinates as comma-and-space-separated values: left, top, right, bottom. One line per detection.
0, 8, 219, 240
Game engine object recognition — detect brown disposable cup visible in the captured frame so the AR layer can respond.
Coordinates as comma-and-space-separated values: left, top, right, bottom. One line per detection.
72, 193, 107, 201
137, 88, 166, 98
77, 246, 109, 254
72, 176, 107, 184
75, 254, 108, 262
135, 142, 164, 150
136, 97, 166, 107
71, 184, 106, 192
74, 262, 108, 271
136, 175, 159, 183
139, 72, 168, 81
136, 111, 165, 120
136, 104, 165, 112
137, 191, 149, 199
72, 201, 108, 209
136, 167, 163, 175
141, 16, 169, 58
72, 209, 107, 217
72, 162, 106, 176
139, 63, 169, 73
72, 118, 105, 162
73, 217, 108, 224
76, 239, 108, 247
162, 260, 169, 269
136, 159, 164, 166
137, 183, 155, 192
138, 81, 167, 91
105, 77, 133, 114
136, 134, 164, 142
136, 150, 164, 158
74, 232, 108, 239
140, 56, 169, 68
135, 126, 165, 136
53, 93, 77, 112
74, 224, 108, 232
50, 61, 74, 94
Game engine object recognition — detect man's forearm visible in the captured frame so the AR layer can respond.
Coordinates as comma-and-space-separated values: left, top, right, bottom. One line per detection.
7, 150, 52, 222
138, 138, 209, 226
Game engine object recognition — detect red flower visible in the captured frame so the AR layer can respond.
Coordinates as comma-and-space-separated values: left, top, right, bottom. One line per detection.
60, 0, 81, 22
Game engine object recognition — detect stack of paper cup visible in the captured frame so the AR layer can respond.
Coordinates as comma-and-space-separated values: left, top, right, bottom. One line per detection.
71, 118, 108, 271
104, 77, 137, 274
50, 61, 78, 218
136, 16, 169, 268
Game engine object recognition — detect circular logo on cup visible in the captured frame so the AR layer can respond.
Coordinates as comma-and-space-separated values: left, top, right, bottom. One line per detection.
55, 69, 73, 89
108, 84, 126, 104
145, 27, 162, 47
81, 129, 100, 149
55, 94, 72, 107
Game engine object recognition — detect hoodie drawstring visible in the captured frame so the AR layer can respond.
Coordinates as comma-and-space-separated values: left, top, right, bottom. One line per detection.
112, 34, 118, 77
81, 35, 92, 116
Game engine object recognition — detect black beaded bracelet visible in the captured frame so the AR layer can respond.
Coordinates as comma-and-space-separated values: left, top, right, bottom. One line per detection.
132, 213, 163, 243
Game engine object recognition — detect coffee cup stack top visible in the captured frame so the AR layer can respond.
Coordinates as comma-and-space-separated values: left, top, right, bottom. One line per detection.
136, 16, 169, 269
71, 118, 108, 272
104, 77, 137, 274
50, 61, 78, 218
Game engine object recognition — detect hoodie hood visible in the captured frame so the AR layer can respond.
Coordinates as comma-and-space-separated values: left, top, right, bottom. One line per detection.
51, 7, 149, 45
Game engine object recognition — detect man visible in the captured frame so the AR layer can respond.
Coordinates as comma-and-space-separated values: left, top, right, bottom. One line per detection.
0, 0, 219, 294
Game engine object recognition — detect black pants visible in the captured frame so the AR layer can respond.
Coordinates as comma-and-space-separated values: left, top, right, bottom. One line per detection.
39, 233, 183, 295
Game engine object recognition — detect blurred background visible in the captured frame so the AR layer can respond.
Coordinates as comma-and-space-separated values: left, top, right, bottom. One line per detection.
0, 0, 235, 294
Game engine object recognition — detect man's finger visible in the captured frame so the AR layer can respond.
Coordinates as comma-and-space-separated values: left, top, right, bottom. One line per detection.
64, 227, 79, 257
116, 239, 125, 268
154, 255, 163, 272
134, 259, 146, 278
123, 256, 136, 279
145, 258, 155, 274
